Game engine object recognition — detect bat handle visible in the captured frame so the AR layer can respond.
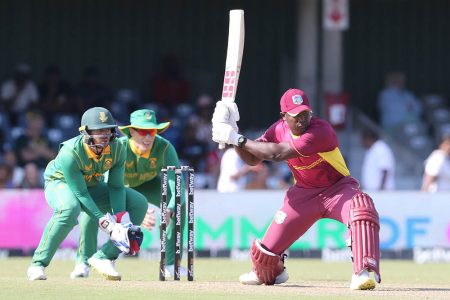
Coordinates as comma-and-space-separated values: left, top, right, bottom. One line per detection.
218, 143, 226, 150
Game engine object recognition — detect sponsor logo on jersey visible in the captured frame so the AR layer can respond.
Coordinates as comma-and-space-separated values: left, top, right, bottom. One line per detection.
126, 161, 134, 169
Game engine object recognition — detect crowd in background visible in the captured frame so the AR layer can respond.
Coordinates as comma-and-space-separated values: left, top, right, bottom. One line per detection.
0, 61, 293, 191
0, 62, 449, 192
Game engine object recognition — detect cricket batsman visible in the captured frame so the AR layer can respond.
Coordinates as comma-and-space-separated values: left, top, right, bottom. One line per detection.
70, 109, 187, 279
27, 107, 148, 281
211, 89, 381, 290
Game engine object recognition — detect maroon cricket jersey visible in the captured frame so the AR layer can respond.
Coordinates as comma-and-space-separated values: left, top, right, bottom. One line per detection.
258, 117, 350, 188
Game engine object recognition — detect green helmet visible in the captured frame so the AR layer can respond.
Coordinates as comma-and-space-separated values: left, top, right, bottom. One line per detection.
79, 107, 117, 132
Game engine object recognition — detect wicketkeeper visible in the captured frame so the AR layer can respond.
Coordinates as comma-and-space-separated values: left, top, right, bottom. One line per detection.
69, 109, 187, 279
211, 89, 381, 290
27, 107, 147, 281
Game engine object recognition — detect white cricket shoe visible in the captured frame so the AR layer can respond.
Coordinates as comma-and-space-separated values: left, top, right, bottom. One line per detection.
27, 265, 47, 281
70, 263, 90, 279
239, 268, 289, 285
88, 257, 121, 281
350, 269, 376, 290
164, 264, 188, 278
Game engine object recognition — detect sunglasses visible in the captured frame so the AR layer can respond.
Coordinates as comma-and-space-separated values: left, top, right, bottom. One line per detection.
134, 128, 157, 137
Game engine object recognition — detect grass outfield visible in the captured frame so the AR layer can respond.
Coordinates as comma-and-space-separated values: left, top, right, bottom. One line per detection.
1, 258, 450, 300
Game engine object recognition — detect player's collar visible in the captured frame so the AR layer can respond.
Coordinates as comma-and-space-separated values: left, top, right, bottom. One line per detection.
84, 143, 111, 161
290, 131, 301, 139
129, 139, 151, 158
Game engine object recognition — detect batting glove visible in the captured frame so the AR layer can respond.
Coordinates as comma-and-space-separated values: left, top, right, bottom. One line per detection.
212, 122, 242, 146
211, 100, 240, 132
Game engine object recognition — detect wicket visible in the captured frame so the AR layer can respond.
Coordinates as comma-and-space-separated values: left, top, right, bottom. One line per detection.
159, 166, 195, 281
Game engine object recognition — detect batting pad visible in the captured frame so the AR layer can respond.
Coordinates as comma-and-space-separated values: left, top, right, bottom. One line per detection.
349, 193, 381, 283
251, 239, 284, 285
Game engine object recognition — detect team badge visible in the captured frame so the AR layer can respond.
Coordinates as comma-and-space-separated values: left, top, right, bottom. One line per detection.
99, 112, 108, 122
274, 210, 287, 224
104, 159, 112, 170
126, 161, 134, 168
292, 94, 303, 105
150, 158, 157, 168
84, 164, 92, 171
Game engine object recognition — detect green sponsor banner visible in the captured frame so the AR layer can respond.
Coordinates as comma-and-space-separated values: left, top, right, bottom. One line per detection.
142, 216, 347, 250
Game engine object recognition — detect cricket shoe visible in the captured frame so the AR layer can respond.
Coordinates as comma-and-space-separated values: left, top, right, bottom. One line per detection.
27, 265, 47, 281
70, 263, 90, 279
88, 257, 121, 281
164, 264, 188, 278
239, 268, 289, 285
350, 269, 376, 290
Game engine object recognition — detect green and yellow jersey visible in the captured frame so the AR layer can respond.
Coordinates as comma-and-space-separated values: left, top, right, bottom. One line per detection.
119, 135, 183, 210
44, 135, 127, 219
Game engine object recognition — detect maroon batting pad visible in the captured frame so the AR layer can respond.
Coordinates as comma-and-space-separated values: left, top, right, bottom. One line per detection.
251, 240, 284, 285
349, 193, 381, 283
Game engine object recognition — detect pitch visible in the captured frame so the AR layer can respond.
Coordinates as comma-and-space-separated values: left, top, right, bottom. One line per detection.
2, 258, 450, 299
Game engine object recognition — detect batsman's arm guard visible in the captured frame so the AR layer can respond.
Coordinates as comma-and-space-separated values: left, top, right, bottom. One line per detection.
349, 193, 381, 283
251, 239, 286, 285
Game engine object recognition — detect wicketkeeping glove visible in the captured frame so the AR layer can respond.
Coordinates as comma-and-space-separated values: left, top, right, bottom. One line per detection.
99, 212, 144, 255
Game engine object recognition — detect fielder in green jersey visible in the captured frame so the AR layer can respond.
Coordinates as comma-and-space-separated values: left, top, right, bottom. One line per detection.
71, 109, 187, 279
27, 107, 148, 281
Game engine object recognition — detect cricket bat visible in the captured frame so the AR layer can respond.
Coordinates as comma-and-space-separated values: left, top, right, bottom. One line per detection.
218, 9, 245, 149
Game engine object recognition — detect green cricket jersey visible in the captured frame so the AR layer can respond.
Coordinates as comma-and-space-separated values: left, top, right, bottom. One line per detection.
44, 135, 127, 219
120, 135, 183, 210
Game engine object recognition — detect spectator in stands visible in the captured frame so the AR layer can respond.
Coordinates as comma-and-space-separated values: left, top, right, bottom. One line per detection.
377, 71, 422, 135
19, 162, 44, 189
74, 66, 111, 115
0, 63, 39, 125
0, 162, 14, 189
3, 150, 24, 187
178, 119, 209, 186
217, 145, 248, 192
14, 110, 56, 170
38, 65, 74, 123
361, 128, 396, 191
150, 53, 190, 111
245, 162, 270, 190
422, 134, 450, 192
193, 94, 214, 146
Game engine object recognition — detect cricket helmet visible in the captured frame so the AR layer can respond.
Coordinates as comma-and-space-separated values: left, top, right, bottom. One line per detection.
79, 107, 117, 153
79, 107, 117, 132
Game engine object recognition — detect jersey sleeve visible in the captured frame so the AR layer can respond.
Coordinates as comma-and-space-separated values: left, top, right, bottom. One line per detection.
59, 147, 104, 219
256, 122, 280, 143
107, 142, 127, 213
163, 142, 186, 210
291, 120, 337, 156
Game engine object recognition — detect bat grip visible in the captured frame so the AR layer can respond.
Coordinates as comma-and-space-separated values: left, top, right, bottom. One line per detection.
218, 143, 226, 150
